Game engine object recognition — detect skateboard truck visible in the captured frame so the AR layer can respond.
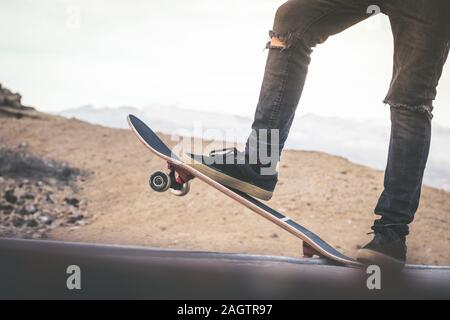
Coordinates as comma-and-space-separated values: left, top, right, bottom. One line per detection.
303, 242, 324, 259
148, 163, 194, 197
168, 163, 194, 185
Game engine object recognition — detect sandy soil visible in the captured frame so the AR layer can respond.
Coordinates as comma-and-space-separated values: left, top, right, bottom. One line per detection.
1, 112, 449, 265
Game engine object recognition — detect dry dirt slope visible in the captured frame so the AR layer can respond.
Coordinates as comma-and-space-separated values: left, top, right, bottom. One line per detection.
0, 112, 449, 265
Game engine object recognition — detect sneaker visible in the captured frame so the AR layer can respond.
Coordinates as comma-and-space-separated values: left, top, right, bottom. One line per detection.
181, 148, 278, 201
357, 223, 407, 271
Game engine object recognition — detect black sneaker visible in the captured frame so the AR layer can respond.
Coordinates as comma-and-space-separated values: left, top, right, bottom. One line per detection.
181, 148, 278, 201
357, 223, 407, 271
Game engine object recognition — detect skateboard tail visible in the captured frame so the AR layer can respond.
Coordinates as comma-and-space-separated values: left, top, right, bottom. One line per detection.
127, 114, 180, 161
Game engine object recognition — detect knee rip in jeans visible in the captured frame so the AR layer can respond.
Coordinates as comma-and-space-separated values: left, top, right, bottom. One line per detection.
385, 100, 434, 120
265, 30, 297, 50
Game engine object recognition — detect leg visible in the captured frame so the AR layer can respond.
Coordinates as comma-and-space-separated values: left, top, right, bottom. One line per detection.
375, 108, 432, 231
246, 0, 373, 172
358, 1, 449, 269
182, 1, 377, 200
374, 1, 450, 234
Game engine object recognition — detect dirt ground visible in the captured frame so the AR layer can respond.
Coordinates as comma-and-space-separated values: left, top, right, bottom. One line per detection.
1, 112, 449, 266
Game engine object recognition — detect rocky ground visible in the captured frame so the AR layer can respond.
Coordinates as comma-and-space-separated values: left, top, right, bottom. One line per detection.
0, 83, 26, 109
0, 145, 89, 239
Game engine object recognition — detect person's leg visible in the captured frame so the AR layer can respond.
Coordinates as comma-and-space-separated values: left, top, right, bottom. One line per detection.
376, 0, 449, 231
358, 0, 450, 269
246, 0, 373, 173
185, 0, 374, 200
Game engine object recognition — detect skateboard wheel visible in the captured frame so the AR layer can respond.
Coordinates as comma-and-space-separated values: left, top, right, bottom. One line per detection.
170, 181, 191, 197
149, 172, 171, 192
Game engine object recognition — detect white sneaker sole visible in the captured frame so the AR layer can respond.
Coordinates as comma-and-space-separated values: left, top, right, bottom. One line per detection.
181, 153, 273, 201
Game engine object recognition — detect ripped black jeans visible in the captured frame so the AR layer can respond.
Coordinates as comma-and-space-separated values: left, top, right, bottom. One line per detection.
246, 0, 450, 233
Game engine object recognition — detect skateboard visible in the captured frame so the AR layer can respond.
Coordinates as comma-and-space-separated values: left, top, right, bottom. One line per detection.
127, 114, 362, 268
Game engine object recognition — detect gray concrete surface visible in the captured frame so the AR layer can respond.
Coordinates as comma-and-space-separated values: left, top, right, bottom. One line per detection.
0, 238, 449, 299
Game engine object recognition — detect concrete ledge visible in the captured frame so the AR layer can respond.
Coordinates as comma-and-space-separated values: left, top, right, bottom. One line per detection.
0, 238, 449, 299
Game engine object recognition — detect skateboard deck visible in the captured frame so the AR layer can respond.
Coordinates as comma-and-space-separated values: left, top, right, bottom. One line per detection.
127, 114, 362, 268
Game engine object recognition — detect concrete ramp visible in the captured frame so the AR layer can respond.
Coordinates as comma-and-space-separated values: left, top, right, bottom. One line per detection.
0, 238, 449, 299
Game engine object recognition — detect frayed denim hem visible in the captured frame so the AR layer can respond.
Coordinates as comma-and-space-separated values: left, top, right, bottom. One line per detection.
384, 100, 434, 120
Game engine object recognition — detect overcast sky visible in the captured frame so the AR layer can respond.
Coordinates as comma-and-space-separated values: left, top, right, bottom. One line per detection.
1, 0, 449, 127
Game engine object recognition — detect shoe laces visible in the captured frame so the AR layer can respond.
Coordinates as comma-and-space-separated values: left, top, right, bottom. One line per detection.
209, 148, 239, 157
368, 223, 408, 243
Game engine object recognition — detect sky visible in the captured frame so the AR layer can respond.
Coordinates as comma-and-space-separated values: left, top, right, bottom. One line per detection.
1, 0, 449, 127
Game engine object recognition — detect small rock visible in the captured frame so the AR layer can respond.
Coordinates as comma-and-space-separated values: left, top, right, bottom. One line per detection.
0, 176, 5, 184
0, 202, 14, 214
22, 192, 35, 200
76, 220, 87, 226
31, 233, 42, 239
271, 233, 279, 238
46, 194, 55, 203
64, 197, 80, 207
20, 204, 37, 215
66, 217, 76, 224
67, 214, 84, 224
12, 216, 25, 227
43, 185, 53, 193
20, 179, 30, 187
26, 219, 39, 227
67, 206, 79, 215
4, 189, 18, 204
38, 215, 54, 225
